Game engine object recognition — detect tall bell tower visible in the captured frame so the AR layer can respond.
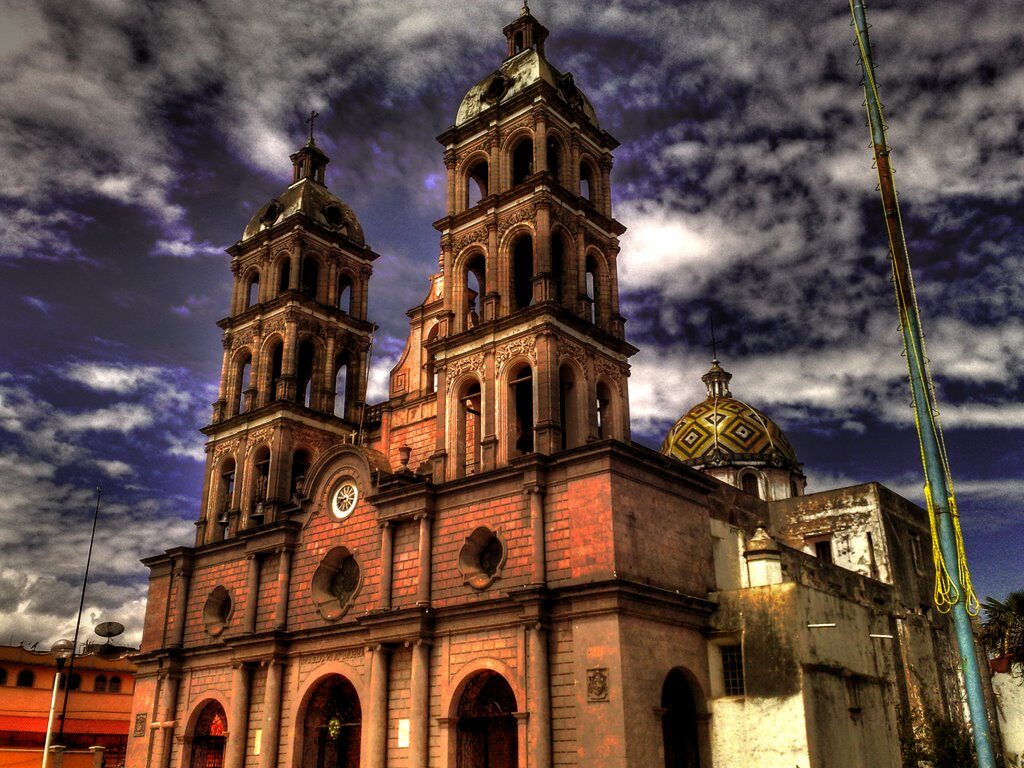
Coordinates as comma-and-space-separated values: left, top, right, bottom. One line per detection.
390, 3, 636, 481
196, 130, 380, 544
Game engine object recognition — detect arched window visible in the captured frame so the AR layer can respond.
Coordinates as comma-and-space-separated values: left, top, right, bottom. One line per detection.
424, 325, 439, 394
94, 675, 107, 692
301, 676, 361, 768
301, 256, 319, 299
584, 254, 600, 324
252, 446, 271, 510
514, 31, 525, 54
244, 272, 260, 309
234, 353, 252, 416
741, 472, 760, 498
546, 135, 562, 184
189, 701, 227, 768
596, 381, 613, 440
108, 676, 122, 693
277, 259, 291, 295
457, 379, 482, 477
464, 254, 485, 328
15, 669, 32, 687
296, 339, 316, 407
456, 671, 518, 768
511, 137, 533, 186
558, 363, 582, 450
551, 231, 567, 305
337, 274, 353, 314
290, 449, 311, 499
59, 673, 81, 691
215, 458, 236, 523
466, 159, 488, 209
333, 352, 350, 419
511, 235, 534, 310
580, 160, 596, 201
509, 363, 534, 456
267, 340, 284, 402
661, 669, 702, 768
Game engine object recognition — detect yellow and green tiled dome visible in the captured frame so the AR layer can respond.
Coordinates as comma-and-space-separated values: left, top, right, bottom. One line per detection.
661, 360, 800, 470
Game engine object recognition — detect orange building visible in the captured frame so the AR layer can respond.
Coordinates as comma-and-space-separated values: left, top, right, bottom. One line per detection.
0, 645, 136, 768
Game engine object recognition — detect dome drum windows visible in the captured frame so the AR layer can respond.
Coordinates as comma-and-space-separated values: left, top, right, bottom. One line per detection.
458, 527, 507, 590
311, 547, 362, 621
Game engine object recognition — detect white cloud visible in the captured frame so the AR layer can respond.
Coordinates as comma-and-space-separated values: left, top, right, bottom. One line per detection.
63, 362, 164, 394
59, 403, 154, 433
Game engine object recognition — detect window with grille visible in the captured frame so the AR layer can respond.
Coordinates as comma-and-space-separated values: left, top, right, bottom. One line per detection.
721, 644, 745, 696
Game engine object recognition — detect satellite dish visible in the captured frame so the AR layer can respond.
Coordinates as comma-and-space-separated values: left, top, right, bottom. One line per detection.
94, 622, 125, 639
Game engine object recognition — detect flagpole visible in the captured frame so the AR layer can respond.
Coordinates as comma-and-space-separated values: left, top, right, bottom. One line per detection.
848, 2, 996, 765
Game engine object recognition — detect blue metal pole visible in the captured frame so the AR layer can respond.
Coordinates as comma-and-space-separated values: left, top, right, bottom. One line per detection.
849, 2, 996, 766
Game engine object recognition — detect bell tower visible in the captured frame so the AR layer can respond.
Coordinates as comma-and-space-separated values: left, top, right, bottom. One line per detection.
391, 5, 635, 482
196, 130, 380, 543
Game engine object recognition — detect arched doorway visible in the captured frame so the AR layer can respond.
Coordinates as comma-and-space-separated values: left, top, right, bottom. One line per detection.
189, 701, 227, 768
661, 669, 701, 768
456, 671, 517, 768
302, 675, 362, 768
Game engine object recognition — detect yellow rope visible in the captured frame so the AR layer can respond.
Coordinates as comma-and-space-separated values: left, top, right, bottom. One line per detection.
850, 1, 979, 615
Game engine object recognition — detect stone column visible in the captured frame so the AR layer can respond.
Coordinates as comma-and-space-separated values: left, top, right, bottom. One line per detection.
379, 522, 394, 611
216, 346, 232, 414
575, 227, 589, 320
48, 745, 65, 768
266, 427, 288, 510
415, 514, 433, 606
480, 351, 497, 471
569, 136, 581, 194
366, 645, 390, 768
528, 624, 552, 768
323, 335, 337, 415
169, 559, 192, 647
274, 547, 293, 630
600, 157, 613, 218
444, 150, 457, 215
153, 672, 180, 768
225, 663, 251, 768
409, 640, 430, 768
279, 319, 299, 401
259, 659, 284, 768
534, 201, 552, 303
88, 745, 104, 768
534, 331, 560, 454
325, 262, 338, 307
243, 553, 259, 634
534, 110, 548, 173
526, 485, 547, 586
288, 239, 301, 291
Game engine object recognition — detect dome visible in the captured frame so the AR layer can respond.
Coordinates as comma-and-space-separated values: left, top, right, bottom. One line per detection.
661, 360, 800, 471
455, 48, 599, 129
241, 178, 365, 245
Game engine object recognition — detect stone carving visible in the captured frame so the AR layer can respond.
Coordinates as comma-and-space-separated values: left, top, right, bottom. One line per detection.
453, 227, 487, 253
587, 668, 609, 702
498, 206, 533, 238
246, 426, 276, 454
495, 336, 537, 373
445, 353, 485, 393
558, 338, 590, 374
291, 427, 327, 457
211, 438, 240, 465
593, 357, 624, 393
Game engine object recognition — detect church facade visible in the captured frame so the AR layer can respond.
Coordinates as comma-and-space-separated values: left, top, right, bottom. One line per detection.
125, 7, 987, 768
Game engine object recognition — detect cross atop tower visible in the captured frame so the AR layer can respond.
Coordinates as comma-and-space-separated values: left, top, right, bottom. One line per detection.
704, 317, 721, 362
306, 110, 320, 145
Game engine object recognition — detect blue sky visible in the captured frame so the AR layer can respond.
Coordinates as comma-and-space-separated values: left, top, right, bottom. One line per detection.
0, 0, 1021, 646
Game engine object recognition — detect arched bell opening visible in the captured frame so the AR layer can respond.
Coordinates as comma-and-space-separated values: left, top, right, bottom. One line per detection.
466, 159, 489, 209
300, 675, 362, 768
212, 457, 235, 536
595, 380, 614, 440
455, 671, 518, 768
249, 445, 271, 525
584, 253, 600, 324
233, 352, 252, 416
334, 352, 351, 419
337, 274, 354, 314
187, 700, 228, 768
301, 256, 320, 300
661, 669, 703, 768
277, 259, 291, 295
551, 230, 569, 306
511, 137, 533, 186
511, 234, 534, 310
464, 254, 485, 329
546, 135, 563, 185
244, 270, 260, 310
508, 362, 534, 457
266, 339, 285, 403
296, 339, 317, 408
290, 449, 311, 500
456, 378, 483, 477
558, 363, 583, 450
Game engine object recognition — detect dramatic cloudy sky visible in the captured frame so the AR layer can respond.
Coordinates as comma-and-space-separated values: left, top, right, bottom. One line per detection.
1, 0, 1021, 647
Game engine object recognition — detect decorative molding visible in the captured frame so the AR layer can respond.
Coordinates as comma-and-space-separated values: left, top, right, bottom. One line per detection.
593, 357, 623, 393
498, 206, 533, 238
558, 338, 590, 375
453, 227, 488, 253
445, 353, 485, 393
211, 438, 241, 465
587, 667, 610, 702
291, 427, 327, 457
246, 426, 276, 453
495, 336, 537, 374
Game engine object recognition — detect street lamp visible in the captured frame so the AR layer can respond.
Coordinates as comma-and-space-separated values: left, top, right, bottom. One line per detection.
43, 639, 75, 768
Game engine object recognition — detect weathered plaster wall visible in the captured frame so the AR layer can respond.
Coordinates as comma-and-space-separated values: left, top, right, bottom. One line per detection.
994, 672, 1024, 765
710, 693, 809, 768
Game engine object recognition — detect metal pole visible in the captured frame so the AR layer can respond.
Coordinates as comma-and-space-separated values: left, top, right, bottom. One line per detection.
42, 667, 62, 768
58, 488, 102, 740
848, 2, 996, 766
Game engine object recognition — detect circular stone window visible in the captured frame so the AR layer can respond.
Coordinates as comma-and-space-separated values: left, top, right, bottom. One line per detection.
331, 479, 359, 520
458, 527, 506, 590
203, 586, 233, 636
312, 547, 362, 621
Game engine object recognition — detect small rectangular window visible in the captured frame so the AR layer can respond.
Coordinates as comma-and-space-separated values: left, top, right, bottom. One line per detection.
814, 539, 833, 564
721, 644, 745, 696
910, 533, 924, 574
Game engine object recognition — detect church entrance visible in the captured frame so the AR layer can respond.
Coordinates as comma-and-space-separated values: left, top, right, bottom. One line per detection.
301, 675, 362, 768
661, 669, 701, 768
455, 671, 517, 768
189, 701, 227, 768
